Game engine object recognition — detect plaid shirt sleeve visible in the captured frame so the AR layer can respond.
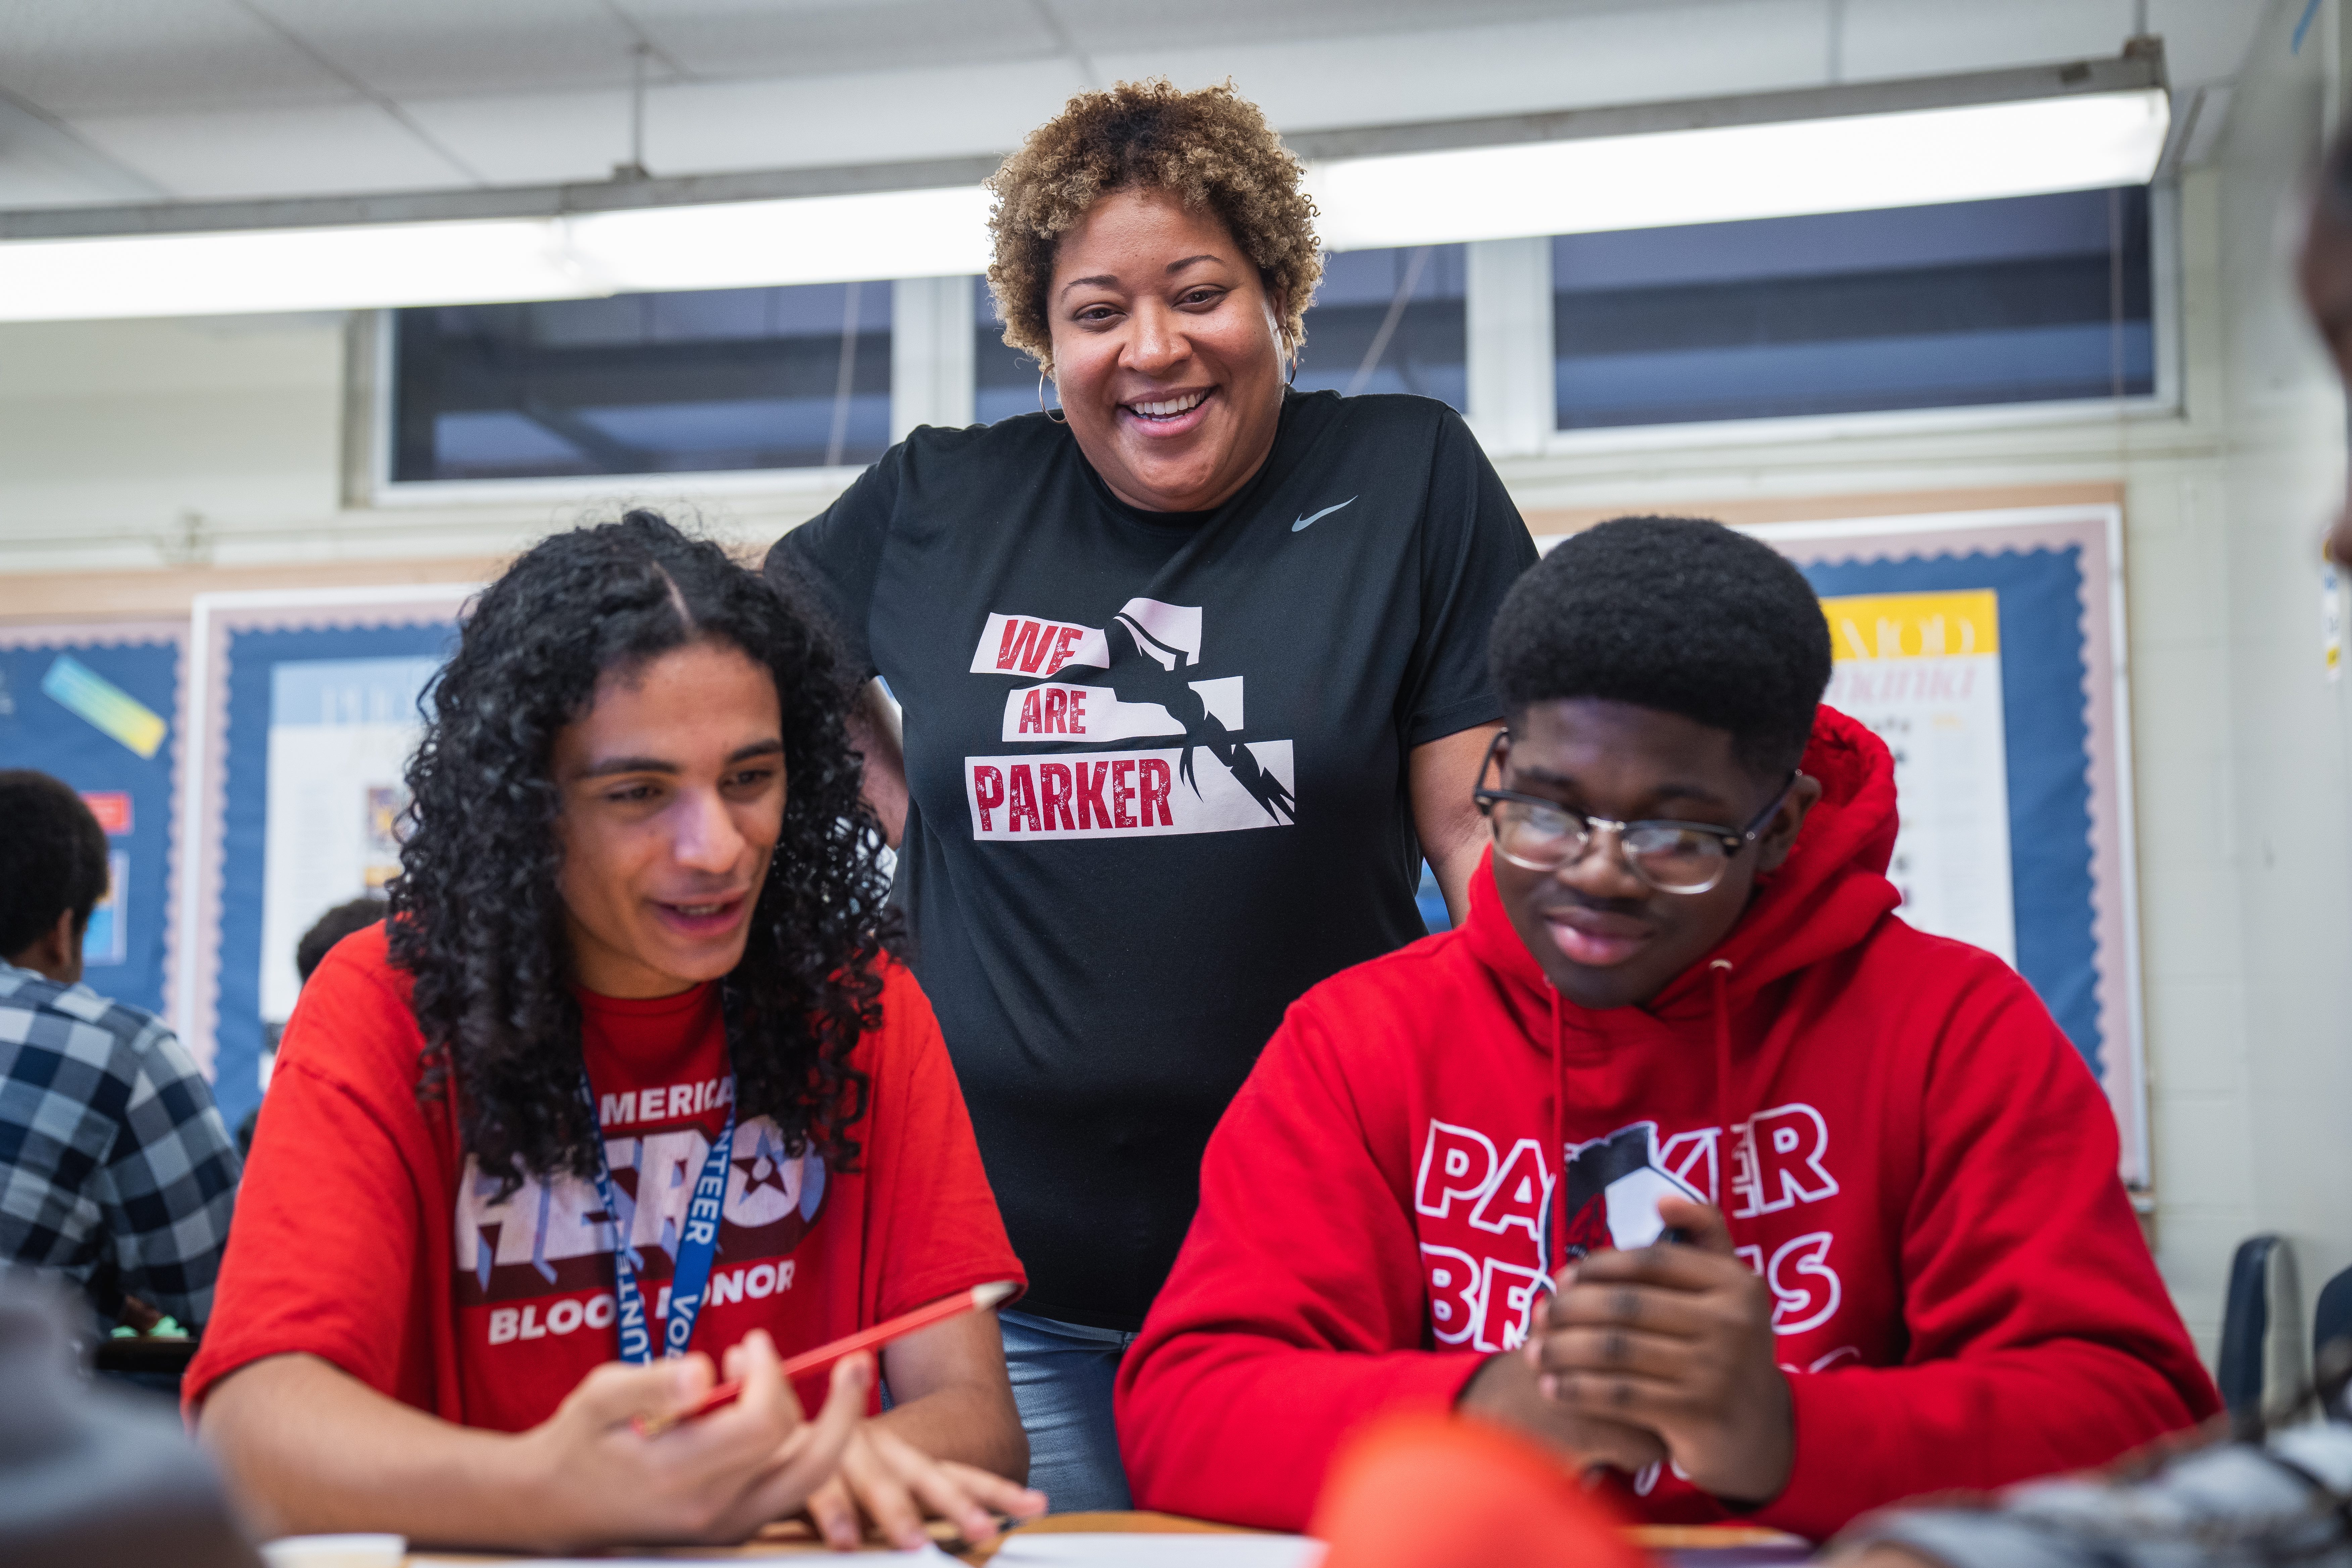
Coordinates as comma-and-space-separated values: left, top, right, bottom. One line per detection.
0, 971, 242, 1329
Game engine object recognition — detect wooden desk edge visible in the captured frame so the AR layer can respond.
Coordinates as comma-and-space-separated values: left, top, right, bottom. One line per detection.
403, 1511, 1807, 1561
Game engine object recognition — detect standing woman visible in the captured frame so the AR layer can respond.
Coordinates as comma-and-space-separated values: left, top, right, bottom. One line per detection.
768, 79, 1536, 1510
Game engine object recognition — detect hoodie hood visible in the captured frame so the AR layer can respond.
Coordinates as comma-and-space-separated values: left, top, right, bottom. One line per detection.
1459, 704, 1904, 1273
1462, 704, 1902, 1022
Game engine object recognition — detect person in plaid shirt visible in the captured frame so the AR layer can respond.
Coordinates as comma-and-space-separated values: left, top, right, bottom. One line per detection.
0, 770, 240, 1330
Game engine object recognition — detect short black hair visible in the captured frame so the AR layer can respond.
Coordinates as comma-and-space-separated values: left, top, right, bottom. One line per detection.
0, 770, 110, 959
1487, 516, 1831, 777
296, 895, 389, 985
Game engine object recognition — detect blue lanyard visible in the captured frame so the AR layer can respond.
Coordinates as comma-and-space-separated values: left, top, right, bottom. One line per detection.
579, 1069, 737, 1364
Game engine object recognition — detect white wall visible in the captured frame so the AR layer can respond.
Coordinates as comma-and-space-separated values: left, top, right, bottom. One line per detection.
2192, 0, 2352, 1363
3, 0, 2349, 1365
0, 312, 343, 573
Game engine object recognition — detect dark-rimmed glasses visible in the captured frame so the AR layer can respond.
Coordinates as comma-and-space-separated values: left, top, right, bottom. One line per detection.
1472, 731, 1797, 895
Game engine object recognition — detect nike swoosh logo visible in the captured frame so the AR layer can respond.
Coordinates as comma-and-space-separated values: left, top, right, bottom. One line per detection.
1292, 496, 1358, 532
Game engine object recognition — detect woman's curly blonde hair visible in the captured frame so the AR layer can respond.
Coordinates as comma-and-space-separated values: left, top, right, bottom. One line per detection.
985, 79, 1323, 377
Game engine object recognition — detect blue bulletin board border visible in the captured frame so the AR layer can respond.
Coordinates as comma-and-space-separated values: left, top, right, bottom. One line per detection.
1798, 547, 2100, 1068
1746, 506, 2145, 1184
0, 621, 190, 1026
177, 588, 474, 1131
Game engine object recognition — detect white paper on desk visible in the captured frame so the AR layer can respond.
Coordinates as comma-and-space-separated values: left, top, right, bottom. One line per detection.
409, 1551, 956, 1566
988, 1534, 1325, 1568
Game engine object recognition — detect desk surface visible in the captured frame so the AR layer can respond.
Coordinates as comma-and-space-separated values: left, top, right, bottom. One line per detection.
406, 1512, 1808, 1563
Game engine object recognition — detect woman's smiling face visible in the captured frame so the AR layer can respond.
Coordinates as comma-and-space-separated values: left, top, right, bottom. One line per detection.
1046, 186, 1289, 514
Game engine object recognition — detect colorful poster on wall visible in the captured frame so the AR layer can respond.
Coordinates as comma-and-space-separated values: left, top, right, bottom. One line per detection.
0, 623, 187, 1022
1819, 589, 2018, 965
178, 588, 473, 1131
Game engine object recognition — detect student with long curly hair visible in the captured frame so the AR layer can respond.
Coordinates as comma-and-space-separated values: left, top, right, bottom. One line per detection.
186, 513, 1042, 1553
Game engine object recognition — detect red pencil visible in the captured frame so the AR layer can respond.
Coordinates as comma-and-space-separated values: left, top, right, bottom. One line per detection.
631, 1279, 1020, 1437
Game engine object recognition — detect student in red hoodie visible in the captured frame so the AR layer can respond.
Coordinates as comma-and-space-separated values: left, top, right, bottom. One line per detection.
1116, 516, 2218, 1540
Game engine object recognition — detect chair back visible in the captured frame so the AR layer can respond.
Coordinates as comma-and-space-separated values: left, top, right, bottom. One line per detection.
2219, 1233, 2304, 1427
2312, 1262, 2352, 1420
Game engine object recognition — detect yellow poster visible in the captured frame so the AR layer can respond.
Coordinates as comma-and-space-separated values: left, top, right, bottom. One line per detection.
1821, 589, 2016, 965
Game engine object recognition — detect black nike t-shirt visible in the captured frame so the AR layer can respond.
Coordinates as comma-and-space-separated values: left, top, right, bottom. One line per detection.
767, 389, 1535, 1328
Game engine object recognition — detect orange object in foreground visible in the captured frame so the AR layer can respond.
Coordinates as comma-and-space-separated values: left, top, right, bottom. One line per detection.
1311, 1413, 1653, 1568
630, 1279, 1019, 1438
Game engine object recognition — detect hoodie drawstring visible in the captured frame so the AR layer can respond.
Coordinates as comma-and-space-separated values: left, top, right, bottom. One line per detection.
1709, 958, 1742, 1256
1548, 984, 1567, 1278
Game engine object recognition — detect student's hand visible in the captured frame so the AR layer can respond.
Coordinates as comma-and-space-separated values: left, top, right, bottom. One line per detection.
1528, 1197, 1794, 1506
801, 1423, 1047, 1551
1458, 1337, 1668, 1475
510, 1332, 869, 1547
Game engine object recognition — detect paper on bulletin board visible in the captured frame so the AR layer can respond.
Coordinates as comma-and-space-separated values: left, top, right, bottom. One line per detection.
1820, 590, 2017, 966
81, 849, 132, 967
179, 587, 473, 1128
256, 656, 439, 1024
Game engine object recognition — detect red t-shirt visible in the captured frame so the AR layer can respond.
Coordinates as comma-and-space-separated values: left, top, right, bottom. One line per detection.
185, 925, 1023, 1431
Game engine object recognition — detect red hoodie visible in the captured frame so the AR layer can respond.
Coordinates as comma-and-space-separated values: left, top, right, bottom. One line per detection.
1116, 708, 2217, 1541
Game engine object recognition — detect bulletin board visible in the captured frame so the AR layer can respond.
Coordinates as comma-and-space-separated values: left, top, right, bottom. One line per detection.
1749, 504, 2145, 1184
176, 586, 474, 1131
0, 621, 190, 1022
1535, 503, 2143, 1181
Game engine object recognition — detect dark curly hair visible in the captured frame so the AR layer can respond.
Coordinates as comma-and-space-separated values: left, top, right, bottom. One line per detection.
1487, 517, 1831, 778
388, 510, 891, 1197
986, 78, 1323, 375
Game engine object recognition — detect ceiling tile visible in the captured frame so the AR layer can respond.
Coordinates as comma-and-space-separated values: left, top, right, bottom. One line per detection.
0, 0, 2272, 214
0, 0, 354, 116
244, 0, 652, 98
1840, 0, 2136, 84
0, 153, 128, 209
1051, 0, 1679, 55
616, 0, 1057, 81
410, 52, 1094, 188
68, 101, 476, 199
402, 86, 638, 185
649, 56, 1087, 171
2144, 0, 2268, 90
1093, 1, 1828, 135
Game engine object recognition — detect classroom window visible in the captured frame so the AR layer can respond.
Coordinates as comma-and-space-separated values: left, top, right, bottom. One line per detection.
1552, 187, 2154, 431
974, 275, 1043, 425
389, 282, 893, 482
1295, 244, 1468, 411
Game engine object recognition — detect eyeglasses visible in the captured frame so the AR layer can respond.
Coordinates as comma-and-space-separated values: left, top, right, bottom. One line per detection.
1472, 732, 1797, 895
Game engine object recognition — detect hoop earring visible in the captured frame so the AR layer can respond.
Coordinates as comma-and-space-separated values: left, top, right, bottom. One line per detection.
1286, 352, 1299, 389
1039, 372, 1067, 424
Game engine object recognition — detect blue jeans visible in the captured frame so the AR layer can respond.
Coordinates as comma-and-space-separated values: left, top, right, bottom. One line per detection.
999, 1308, 1136, 1514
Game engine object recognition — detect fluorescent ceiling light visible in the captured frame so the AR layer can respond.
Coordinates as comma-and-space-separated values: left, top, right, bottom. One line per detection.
575, 186, 992, 294
0, 218, 597, 321
1308, 89, 2170, 251
0, 186, 994, 322
0, 52, 2167, 323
